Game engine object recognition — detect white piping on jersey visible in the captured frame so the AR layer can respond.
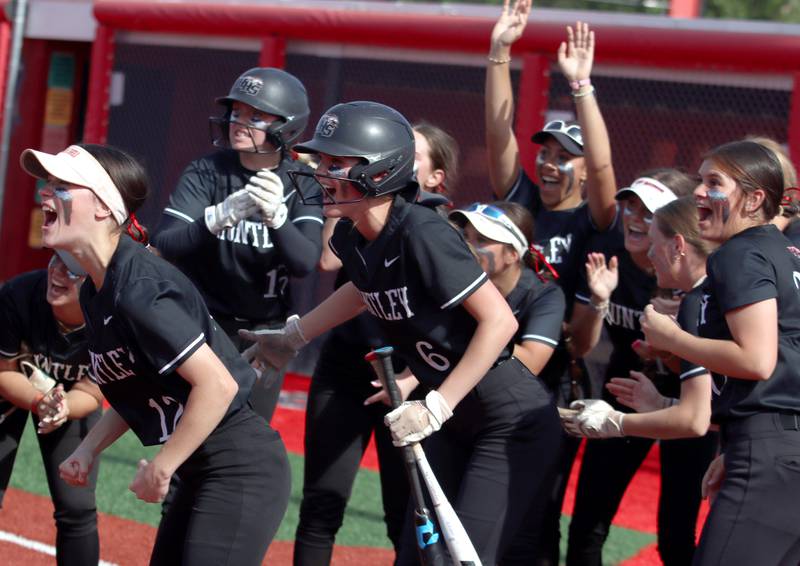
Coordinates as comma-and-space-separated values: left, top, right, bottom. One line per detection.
292, 215, 324, 225
355, 248, 368, 269
680, 366, 708, 380
575, 292, 591, 303
328, 238, 339, 257
505, 172, 524, 202
164, 208, 194, 223
159, 333, 205, 375
521, 334, 558, 346
0, 347, 19, 357
440, 272, 487, 310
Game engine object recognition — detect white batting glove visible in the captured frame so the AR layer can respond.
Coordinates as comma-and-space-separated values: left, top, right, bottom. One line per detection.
204, 189, 259, 235
384, 390, 453, 447
239, 314, 308, 371
20, 361, 56, 394
246, 169, 288, 229
566, 399, 625, 439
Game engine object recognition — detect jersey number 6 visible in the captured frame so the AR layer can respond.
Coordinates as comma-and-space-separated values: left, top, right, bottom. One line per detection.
415, 341, 451, 372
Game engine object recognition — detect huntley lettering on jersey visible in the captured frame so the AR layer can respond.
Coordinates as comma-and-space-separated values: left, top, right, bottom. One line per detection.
216, 220, 274, 249
32, 353, 90, 382
358, 287, 415, 321
89, 348, 136, 385
535, 235, 572, 265
605, 302, 642, 331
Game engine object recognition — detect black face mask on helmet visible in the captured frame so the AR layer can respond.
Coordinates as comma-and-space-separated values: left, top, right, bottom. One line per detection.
289, 101, 418, 205
209, 67, 310, 154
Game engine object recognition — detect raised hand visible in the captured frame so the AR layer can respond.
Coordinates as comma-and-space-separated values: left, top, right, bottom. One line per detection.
557, 21, 595, 84
490, 0, 531, 52
606, 370, 668, 413
586, 252, 618, 303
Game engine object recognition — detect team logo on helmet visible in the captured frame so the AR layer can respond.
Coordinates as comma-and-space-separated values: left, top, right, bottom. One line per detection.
235, 76, 263, 96
318, 114, 339, 138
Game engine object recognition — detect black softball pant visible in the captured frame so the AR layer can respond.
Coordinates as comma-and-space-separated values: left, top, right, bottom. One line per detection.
693, 412, 800, 566
216, 316, 285, 423
0, 406, 101, 566
566, 431, 718, 566
396, 357, 563, 566
150, 407, 291, 566
293, 337, 409, 566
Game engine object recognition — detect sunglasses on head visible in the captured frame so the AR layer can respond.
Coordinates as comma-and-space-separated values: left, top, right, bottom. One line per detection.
542, 120, 583, 146
464, 203, 528, 251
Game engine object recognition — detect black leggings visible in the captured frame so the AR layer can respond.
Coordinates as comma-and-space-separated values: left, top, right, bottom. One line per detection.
693, 413, 800, 566
567, 432, 718, 566
396, 358, 562, 566
150, 408, 290, 566
294, 337, 409, 566
0, 407, 101, 566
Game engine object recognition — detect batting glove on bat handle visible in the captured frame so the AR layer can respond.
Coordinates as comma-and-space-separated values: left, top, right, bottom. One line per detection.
204, 189, 259, 234
384, 390, 453, 447
246, 169, 288, 229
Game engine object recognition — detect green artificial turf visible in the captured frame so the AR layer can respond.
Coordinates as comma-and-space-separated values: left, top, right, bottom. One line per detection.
9, 419, 654, 563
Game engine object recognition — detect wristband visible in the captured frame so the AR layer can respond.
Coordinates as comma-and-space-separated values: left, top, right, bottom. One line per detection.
569, 78, 592, 91
488, 55, 511, 64
572, 86, 596, 99
589, 297, 609, 314
30, 392, 44, 415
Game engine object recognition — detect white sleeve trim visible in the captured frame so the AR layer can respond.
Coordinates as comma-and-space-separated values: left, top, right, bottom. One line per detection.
440, 272, 487, 310
164, 208, 195, 223
680, 367, 709, 381
0, 347, 20, 357
575, 292, 591, 304
159, 333, 205, 375
504, 171, 524, 202
292, 215, 324, 225
521, 334, 559, 347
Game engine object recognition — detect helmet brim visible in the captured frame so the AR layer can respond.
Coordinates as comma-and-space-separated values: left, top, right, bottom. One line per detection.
293, 137, 366, 158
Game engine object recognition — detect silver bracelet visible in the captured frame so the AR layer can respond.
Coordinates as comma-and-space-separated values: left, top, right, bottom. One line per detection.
572, 85, 596, 99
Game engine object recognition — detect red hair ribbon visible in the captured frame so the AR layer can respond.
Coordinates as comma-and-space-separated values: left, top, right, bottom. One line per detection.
126, 212, 149, 245
530, 245, 559, 282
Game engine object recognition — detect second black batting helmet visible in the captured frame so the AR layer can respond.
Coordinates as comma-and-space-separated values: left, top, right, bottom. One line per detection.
215, 67, 310, 149
293, 101, 416, 198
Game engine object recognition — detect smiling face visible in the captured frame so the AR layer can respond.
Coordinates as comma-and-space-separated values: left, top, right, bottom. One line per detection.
39, 178, 106, 251
463, 223, 517, 278
621, 194, 654, 256
536, 138, 585, 210
646, 221, 680, 288
46, 254, 84, 309
694, 158, 746, 244
228, 101, 279, 153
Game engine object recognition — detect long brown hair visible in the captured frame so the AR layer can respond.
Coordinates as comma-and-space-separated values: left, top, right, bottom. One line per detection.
653, 196, 714, 260
413, 122, 460, 198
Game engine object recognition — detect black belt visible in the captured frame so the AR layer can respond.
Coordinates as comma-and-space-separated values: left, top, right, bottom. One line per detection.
721, 411, 800, 443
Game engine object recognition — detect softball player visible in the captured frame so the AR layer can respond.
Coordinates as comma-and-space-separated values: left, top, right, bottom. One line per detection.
0, 251, 102, 566
22, 143, 290, 566
152, 67, 323, 421
243, 101, 561, 565
566, 173, 718, 566
640, 140, 800, 566
294, 123, 458, 566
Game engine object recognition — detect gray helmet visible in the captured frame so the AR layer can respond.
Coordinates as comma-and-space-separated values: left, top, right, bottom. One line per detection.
216, 67, 310, 147
294, 101, 416, 197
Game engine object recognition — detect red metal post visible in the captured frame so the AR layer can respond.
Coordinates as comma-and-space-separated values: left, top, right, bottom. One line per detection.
669, 0, 702, 18
515, 54, 550, 181
259, 35, 286, 68
83, 25, 114, 144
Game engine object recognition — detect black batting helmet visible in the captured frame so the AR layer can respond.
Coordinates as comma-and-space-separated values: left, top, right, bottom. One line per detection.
215, 67, 310, 148
293, 101, 416, 198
